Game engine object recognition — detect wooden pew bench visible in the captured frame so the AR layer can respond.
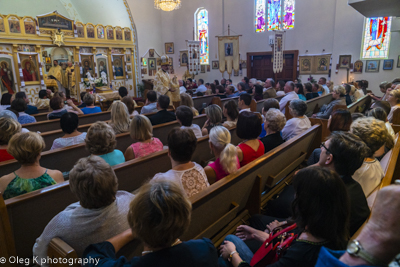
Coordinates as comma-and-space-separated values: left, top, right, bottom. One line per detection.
347, 95, 372, 114
192, 95, 216, 110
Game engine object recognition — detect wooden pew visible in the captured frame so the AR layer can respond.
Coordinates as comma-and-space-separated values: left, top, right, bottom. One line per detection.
0, 115, 208, 177
304, 93, 334, 117
309, 118, 330, 143
392, 109, 400, 125
347, 95, 372, 114
392, 124, 400, 135
0, 127, 238, 258
255, 95, 284, 113
192, 95, 216, 110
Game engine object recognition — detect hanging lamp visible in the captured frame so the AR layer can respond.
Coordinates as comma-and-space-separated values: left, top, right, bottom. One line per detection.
154, 0, 181, 11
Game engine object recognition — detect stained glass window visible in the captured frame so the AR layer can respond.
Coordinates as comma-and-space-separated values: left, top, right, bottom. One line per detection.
361, 17, 392, 59
255, 0, 266, 32
282, 0, 295, 29
195, 8, 209, 65
263, 0, 294, 31
268, 0, 281, 31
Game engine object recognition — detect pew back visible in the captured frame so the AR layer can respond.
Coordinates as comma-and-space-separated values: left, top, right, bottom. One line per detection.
305, 94, 334, 116
192, 95, 216, 110
347, 95, 372, 114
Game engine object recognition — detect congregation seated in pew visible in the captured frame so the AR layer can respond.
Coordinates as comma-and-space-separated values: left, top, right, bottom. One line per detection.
282, 99, 311, 141
15, 91, 38, 115
279, 81, 299, 114
0, 132, 64, 200
260, 108, 286, 153
259, 98, 280, 138
149, 95, 176, 126
34, 89, 52, 110
238, 93, 252, 113
85, 121, 125, 166
122, 96, 139, 116
314, 85, 346, 119
109, 101, 131, 135
219, 166, 349, 267
33, 156, 134, 265
152, 128, 210, 197
295, 83, 306, 101
386, 88, 400, 123
367, 107, 395, 139
180, 93, 199, 116
304, 82, 319, 100
222, 100, 239, 129
236, 112, 264, 167
176, 106, 203, 138
48, 96, 83, 120
204, 126, 240, 183
124, 115, 163, 161
202, 104, 223, 136
50, 112, 87, 150
81, 93, 102, 114
0, 117, 21, 162
11, 98, 36, 124
83, 180, 219, 267
140, 90, 158, 114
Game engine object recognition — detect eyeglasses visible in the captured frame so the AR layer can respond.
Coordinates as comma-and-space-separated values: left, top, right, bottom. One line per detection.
320, 142, 332, 154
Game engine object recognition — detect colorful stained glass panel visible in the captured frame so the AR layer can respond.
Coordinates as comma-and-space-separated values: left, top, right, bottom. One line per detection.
361, 17, 392, 59
255, 0, 266, 32
196, 9, 209, 65
282, 0, 295, 29
268, 0, 281, 31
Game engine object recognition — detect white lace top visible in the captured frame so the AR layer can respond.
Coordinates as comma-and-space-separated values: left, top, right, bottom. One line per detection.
153, 162, 210, 197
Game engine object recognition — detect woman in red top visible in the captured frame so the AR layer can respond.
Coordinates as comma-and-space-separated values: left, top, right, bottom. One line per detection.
0, 117, 21, 162
236, 111, 264, 167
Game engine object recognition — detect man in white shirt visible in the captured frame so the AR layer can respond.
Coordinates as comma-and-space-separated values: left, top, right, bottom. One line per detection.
140, 90, 158, 114
279, 81, 299, 114
238, 93, 252, 113
193, 79, 207, 94
175, 105, 203, 138
179, 80, 186, 94
318, 77, 330, 95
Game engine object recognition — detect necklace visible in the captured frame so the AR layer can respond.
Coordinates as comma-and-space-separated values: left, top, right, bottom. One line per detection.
141, 239, 181, 255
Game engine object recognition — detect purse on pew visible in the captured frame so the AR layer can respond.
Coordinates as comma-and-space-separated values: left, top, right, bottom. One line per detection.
250, 223, 298, 267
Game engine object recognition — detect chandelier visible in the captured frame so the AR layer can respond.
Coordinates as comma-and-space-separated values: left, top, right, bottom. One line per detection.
154, 0, 181, 11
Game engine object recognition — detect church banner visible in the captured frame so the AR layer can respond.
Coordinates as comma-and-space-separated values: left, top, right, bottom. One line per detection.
218, 36, 240, 75
187, 41, 200, 75
273, 31, 284, 73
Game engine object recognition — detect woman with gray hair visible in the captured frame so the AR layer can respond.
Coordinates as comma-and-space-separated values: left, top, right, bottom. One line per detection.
314, 85, 347, 119
260, 108, 286, 153
282, 99, 311, 140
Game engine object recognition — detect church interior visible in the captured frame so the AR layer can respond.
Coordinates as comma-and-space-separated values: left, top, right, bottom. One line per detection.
1, 0, 400, 266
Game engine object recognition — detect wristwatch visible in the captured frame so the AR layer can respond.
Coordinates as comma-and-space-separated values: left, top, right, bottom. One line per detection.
347, 240, 387, 266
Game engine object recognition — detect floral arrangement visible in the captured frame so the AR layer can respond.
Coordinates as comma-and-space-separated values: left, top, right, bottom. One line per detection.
83, 71, 108, 88
307, 75, 316, 84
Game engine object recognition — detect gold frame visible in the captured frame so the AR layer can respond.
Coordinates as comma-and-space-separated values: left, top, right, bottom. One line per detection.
112, 54, 125, 80
75, 21, 85, 38
124, 27, 131, 41
19, 53, 41, 85
22, 16, 36, 35
115, 26, 123, 41
96, 24, 105, 39
106, 25, 114, 40
6, 14, 21, 34
86, 23, 96, 39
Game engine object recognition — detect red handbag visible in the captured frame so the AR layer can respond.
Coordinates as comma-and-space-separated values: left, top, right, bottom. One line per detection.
250, 223, 298, 267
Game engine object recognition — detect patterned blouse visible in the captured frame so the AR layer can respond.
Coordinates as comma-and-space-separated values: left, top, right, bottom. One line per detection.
130, 138, 163, 159
50, 133, 87, 150
18, 112, 36, 125
3, 170, 56, 200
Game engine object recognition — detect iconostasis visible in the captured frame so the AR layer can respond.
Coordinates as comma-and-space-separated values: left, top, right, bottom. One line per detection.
0, 11, 137, 103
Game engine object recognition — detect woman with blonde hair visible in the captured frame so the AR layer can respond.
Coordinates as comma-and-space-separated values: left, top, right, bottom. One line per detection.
386, 89, 400, 123
124, 115, 163, 161
85, 121, 125, 166
204, 126, 240, 183
0, 117, 21, 162
0, 132, 64, 199
122, 96, 139, 116
202, 104, 223, 135
108, 101, 131, 135
180, 93, 199, 116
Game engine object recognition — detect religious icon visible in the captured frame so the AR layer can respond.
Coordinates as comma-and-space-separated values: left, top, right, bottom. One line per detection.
127, 65, 132, 72
148, 58, 156, 70
207, 65, 210, 72
81, 56, 94, 78
169, 57, 173, 67
97, 26, 105, 39
87, 25, 95, 38
353, 60, 363, 74
116, 28, 123, 40
45, 57, 51, 64
383, 59, 394, 70
107, 27, 114, 40
299, 56, 312, 74
142, 68, 147, 75
0, 17, 5, 32
127, 55, 131, 63
97, 58, 108, 76
192, 49, 198, 59
38, 13, 73, 30
365, 60, 380, 72
51, 29, 65, 47
212, 61, 219, 69
314, 55, 330, 74
112, 55, 125, 78
142, 57, 147, 66
180, 51, 188, 66
201, 65, 205, 73
20, 55, 39, 82
124, 29, 131, 41
42, 51, 48, 57
45, 65, 51, 72
149, 49, 155, 58
339, 55, 351, 69
24, 19, 36, 35
0, 59, 15, 94
76, 24, 84, 38
8, 17, 21, 33
165, 42, 174, 54
225, 43, 233, 57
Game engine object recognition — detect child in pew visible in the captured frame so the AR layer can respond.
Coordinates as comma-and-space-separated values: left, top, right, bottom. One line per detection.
236, 112, 264, 167
0, 132, 64, 200
260, 108, 286, 153
33, 156, 134, 266
124, 115, 163, 161
50, 113, 87, 150
152, 128, 210, 197
176, 105, 203, 138
83, 179, 219, 267
204, 126, 240, 183
85, 121, 125, 166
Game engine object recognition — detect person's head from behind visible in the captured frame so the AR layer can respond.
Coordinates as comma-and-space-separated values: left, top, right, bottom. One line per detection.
147, 90, 157, 103
176, 106, 194, 127
60, 112, 79, 134
198, 78, 204, 85
216, 85, 226, 94
69, 156, 117, 209
83, 93, 95, 106
128, 179, 191, 249
368, 107, 388, 123
50, 96, 63, 110
350, 117, 389, 158
15, 92, 28, 104
118, 86, 128, 98
80, 92, 87, 103
332, 85, 346, 98
8, 132, 45, 165
304, 82, 312, 94
122, 96, 136, 114
292, 166, 349, 248
180, 93, 194, 108
238, 93, 252, 109
210, 83, 217, 94
157, 95, 170, 110
0, 117, 21, 146
11, 98, 27, 113
284, 81, 295, 94
254, 84, 263, 96
289, 99, 307, 118
168, 128, 197, 164
312, 83, 320, 93
214, 79, 219, 86
227, 86, 235, 95
351, 113, 364, 122
328, 109, 352, 132
264, 108, 286, 133
318, 132, 368, 176
1, 93, 12, 105
262, 98, 279, 116
223, 100, 239, 121
205, 104, 222, 125
373, 101, 391, 117
130, 115, 153, 142
237, 111, 262, 140
344, 84, 352, 95
85, 121, 116, 155
38, 90, 48, 99
209, 126, 238, 174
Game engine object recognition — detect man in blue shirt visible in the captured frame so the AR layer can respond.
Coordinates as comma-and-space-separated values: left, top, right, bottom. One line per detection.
15, 92, 38, 114
140, 90, 158, 114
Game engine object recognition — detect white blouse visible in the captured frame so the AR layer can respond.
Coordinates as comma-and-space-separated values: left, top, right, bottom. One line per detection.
352, 159, 384, 197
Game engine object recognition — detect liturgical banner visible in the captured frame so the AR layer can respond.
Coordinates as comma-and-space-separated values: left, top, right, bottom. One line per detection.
273, 31, 284, 73
187, 41, 201, 75
218, 36, 240, 75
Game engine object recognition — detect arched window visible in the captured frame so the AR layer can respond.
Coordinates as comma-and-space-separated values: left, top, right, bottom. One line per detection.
257, 0, 294, 32
195, 8, 209, 65
361, 17, 392, 59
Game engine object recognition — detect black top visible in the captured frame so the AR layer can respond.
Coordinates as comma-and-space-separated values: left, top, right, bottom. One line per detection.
149, 109, 176, 126
239, 240, 331, 267
345, 94, 353, 106
48, 109, 68, 120
341, 175, 370, 236
26, 105, 39, 115
306, 93, 319, 100
260, 132, 284, 153
83, 238, 219, 267
217, 94, 227, 99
